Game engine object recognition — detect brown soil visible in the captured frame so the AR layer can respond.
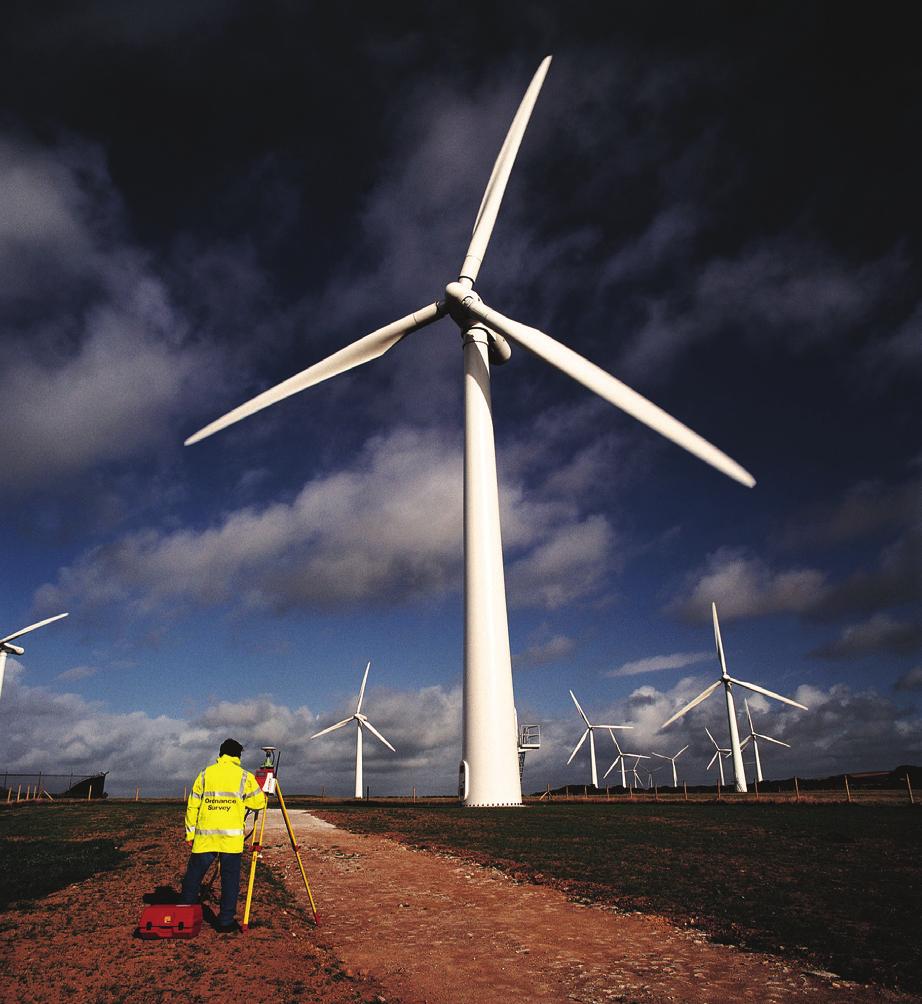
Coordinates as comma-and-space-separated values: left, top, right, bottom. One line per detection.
1, 808, 917, 1004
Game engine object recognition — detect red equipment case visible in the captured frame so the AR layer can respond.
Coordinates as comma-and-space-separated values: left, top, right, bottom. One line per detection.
137, 903, 203, 939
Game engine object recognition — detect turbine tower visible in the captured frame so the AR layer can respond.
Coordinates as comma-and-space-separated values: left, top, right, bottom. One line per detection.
309, 662, 395, 799
0, 613, 69, 701
705, 727, 732, 786
740, 698, 790, 784
650, 744, 689, 788
566, 690, 632, 789
659, 602, 806, 792
185, 58, 755, 807
602, 730, 650, 789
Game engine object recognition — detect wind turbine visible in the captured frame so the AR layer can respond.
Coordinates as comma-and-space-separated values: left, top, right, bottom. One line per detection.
629, 756, 645, 789
705, 727, 731, 786
740, 698, 790, 784
659, 602, 806, 792
309, 661, 395, 799
602, 730, 650, 789
566, 690, 632, 789
184, 57, 756, 807
0, 613, 69, 701
650, 744, 689, 788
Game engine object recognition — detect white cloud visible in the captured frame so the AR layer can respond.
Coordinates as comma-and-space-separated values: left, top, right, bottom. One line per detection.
668, 547, 828, 622
608, 650, 711, 677
37, 425, 618, 617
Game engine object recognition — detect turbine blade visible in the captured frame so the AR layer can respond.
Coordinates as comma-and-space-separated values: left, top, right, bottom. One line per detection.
607, 728, 624, 755
356, 661, 371, 714
739, 735, 752, 749
459, 56, 552, 285
594, 724, 633, 731
659, 679, 722, 730
712, 602, 729, 676
566, 729, 589, 764
309, 717, 354, 740
602, 759, 619, 780
756, 733, 791, 748
569, 689, 591, 726
0, 612, 69, 646
452, 292, 755, 488
649, 752, 670, 761
361, 718, 396, 752
705, 726, 719, 748
184, 302, 444, 445
707, 751, 719, 770
729, 677, 808, 711
622, 752, 650, 759
674, 745, 689, 759
744, 696, 755, 733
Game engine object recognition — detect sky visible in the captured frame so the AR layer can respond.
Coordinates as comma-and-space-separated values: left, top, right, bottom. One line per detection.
1, 2, 919, 797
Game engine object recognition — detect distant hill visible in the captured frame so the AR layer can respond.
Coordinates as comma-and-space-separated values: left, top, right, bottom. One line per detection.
531, 765, 921, 798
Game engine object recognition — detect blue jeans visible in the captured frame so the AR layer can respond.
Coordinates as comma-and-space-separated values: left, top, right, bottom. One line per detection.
180, 851, 242, 926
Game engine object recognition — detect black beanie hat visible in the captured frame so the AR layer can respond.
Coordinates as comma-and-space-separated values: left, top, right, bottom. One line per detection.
220, 738, 244, 758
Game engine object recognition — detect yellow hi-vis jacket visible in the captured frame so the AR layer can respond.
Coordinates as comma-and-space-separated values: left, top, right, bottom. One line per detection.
185, 755, 267, 853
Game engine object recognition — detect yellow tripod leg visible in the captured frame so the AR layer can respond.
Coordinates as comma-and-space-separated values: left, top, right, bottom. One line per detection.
276, 783, 319, 924
241, 804, 268, 931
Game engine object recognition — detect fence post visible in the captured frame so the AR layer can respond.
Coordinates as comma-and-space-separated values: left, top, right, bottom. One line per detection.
320, 785, 325, 799
906, 774, 915, 805
183, 786, 187, 801
754, 778, 760, 801
606, 786, 610, 802
546, 782, 551, 801
844, 775, 851, 803
683, 781, 688, 802
794, 776, 800, 803
135, 786, 140, 802
716, 778, 721, 802
16, 784, 22, 802
87, 785, 93, 802
654, 785, 659, 802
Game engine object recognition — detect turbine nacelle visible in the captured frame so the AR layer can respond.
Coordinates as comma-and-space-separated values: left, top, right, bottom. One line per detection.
1, 643, 25, 656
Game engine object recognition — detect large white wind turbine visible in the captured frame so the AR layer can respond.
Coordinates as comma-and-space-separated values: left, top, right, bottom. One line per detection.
650, 744, 689, 788
566, 690, 632, 789
740, 697, 790, 784
602, 730, 650, 789
185, 57, 755, 807
309, 662, 395, 799
0, 613, 69, 701
659, 602, 806, 793
704, 727, 732, 786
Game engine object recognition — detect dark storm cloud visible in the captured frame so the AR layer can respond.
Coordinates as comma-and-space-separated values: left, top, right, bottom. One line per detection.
811, 614, 922, 661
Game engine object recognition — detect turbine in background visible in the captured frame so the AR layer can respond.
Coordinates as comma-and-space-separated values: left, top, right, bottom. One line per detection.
186, 58, 755, 807
566, 690, 632, 789
650, 744, 689, 788
659, 602, 806, 792
740, 697, 791, 784
602, 730, 650, 789
0, 613, 69, 701
705, 727, 732, 786
309, 662, 395, 799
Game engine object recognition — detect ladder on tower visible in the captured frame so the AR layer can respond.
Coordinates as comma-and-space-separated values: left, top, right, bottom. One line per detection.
517, 724, 541, 781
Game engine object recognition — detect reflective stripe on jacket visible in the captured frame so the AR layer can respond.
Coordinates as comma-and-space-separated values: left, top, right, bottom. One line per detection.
185, 754, 267, 853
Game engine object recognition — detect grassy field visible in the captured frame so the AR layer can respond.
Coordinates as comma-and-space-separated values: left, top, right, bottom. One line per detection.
309, 799, 922, 993
0, 802, 176, 911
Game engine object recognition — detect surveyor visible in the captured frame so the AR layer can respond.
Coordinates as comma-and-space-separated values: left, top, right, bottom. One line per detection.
180, 738, 267, 932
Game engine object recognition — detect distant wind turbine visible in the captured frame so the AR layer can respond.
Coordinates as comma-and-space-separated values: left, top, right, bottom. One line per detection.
566, 690, 632, 789
0, 613, 69, 701
740, 698, 791, 784
309, 662, 395, 799
659, 602, 807, 792
650, 744, 689, 788
185, 58, 755, 807
705, 727, 732, 786
602, 730, 650, 789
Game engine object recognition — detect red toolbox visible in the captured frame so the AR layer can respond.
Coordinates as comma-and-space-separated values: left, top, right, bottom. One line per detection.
137, 903, 203, 939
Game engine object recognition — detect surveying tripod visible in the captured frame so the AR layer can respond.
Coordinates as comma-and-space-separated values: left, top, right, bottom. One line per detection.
241, 747, 319, 930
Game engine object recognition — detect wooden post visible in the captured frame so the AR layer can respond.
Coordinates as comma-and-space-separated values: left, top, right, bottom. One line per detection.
716, 778, 721, 802
320, 785, 325, 799
794, 776, 800, 802
183, 786, 187, 801
87, 785, 93, 802
683, 781, 688, 802
546, 782, 551, 801
6, 789, 11, 803
135, 786, 140, 802
606, 786, 610, 802
844, 775, 851, 803
583, 784, 588, 800
754, 778, 760, 801
629, 785, 633, 801
412, 786, 417, 803
654, 785, 659, 802
906, 774, 915, 805
16, 784, 21, 802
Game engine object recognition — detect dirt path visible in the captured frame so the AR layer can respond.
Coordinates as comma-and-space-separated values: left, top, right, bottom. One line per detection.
262, 809, 917, 1004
